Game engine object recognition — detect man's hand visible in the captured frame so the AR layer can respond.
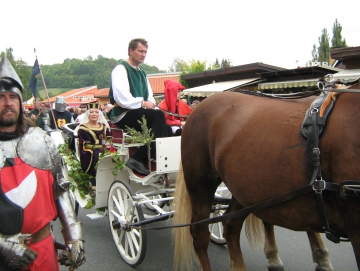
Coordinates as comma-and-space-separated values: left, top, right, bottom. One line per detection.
142, 101, 155, 109
0, 237, 38, 269
58, 240, 85, 268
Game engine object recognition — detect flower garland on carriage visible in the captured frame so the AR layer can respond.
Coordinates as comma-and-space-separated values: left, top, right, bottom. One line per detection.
58, 117, 154, 210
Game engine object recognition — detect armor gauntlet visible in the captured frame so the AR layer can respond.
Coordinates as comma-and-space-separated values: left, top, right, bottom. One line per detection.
0, 233, 37, 269
57, 191, 85, 268
43, 113, 53, 133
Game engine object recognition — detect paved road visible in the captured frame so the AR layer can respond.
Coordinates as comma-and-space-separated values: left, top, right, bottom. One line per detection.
54, 207, 358, 271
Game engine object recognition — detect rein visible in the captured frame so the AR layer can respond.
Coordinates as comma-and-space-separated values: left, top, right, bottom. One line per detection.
157, 106, 190, 119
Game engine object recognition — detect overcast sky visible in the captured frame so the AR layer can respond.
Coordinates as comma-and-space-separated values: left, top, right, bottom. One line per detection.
2, 0, 360, 71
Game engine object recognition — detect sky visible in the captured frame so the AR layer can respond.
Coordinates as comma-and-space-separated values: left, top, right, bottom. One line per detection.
2, 0, 360, 71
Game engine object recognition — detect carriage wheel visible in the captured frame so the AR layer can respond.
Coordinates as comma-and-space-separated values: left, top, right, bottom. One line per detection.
108, 180, 147, 266
209, 208, 227, 245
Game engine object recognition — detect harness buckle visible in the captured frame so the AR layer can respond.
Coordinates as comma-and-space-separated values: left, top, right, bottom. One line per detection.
312, 147, 320, 156
313, 178, 326, 191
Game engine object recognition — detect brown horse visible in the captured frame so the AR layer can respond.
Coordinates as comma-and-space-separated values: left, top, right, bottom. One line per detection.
173, 88, 360, 271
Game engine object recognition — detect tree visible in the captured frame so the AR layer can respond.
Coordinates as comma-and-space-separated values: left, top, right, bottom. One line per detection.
311, 44, 318, 62
0, 48, 33, 101
168, 58, 186, 72
221, 58, 232, 68
318, 28, 330, 63
331, 18, 347, 48
208, 58, 232, 70
309, 19, 347, 64
208, 58, 221, 70
182, 59, 207, 74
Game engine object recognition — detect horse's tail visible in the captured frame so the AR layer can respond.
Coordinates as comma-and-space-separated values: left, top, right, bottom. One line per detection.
172, 162, 197, 271
245, 213, 264, 249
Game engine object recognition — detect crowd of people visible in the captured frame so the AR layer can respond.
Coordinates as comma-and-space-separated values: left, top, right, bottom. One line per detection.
22, 38, 202, 178
0, 37, 203, 270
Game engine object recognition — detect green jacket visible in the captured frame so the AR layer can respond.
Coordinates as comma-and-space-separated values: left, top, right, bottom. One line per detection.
108, 61, 148, 120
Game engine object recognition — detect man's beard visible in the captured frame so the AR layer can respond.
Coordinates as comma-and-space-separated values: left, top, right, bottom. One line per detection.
0, 108, 19, 127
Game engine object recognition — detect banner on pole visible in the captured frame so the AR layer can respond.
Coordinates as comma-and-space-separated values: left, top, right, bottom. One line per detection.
29, 59, 40, 98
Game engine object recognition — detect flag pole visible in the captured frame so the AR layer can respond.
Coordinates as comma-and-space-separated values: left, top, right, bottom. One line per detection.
33, 48, 58, 130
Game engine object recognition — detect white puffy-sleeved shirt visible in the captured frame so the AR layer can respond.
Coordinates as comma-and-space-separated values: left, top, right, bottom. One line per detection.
111, 64, 156, 123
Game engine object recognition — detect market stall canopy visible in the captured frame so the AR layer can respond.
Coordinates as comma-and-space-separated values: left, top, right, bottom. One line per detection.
182, 78, 261, 97
258, 78, 319, 90
331, 69, 360, 81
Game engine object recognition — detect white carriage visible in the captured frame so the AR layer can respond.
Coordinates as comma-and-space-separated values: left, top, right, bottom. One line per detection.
52, 123, 229, 266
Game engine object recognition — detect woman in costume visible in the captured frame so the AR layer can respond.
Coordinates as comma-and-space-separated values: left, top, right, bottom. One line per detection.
76, 103, 112, 185
158, 80, 192, 136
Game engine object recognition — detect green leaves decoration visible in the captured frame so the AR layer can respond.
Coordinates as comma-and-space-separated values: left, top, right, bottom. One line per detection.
125, 116, 154, 147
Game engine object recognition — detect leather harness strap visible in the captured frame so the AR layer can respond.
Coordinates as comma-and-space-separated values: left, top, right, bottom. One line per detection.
157, 106, 190, 119
24, 223, 51, 245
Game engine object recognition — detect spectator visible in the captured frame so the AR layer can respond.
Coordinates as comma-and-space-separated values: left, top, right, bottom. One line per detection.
158, 80, 192, 136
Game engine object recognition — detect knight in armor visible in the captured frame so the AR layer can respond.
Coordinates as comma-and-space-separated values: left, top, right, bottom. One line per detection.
75, 102, 112, 185
0, 57, 85, 271
48, 96, 74, 130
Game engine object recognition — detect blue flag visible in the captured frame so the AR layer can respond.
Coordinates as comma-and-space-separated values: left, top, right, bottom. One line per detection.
29, 59, 40, 98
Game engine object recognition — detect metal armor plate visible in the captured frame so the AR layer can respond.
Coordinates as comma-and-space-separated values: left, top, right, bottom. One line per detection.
0, 145, 5, 169
17, 127, 61, 170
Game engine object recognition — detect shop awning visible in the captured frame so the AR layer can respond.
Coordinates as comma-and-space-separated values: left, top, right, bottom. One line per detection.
182, 78, 261, 97
330, 69, 360, 81
258, 78, 319, 90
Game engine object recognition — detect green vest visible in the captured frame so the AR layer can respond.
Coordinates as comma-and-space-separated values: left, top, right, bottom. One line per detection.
108, 61, 149, 121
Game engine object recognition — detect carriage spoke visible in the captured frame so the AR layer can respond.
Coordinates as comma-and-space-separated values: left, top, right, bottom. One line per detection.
126, 232, 136, 257
117, 189, 125, 214
112, 194, 123, 214
216, 222, 224, 239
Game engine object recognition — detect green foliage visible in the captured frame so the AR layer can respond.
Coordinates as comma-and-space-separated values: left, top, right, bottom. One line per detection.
97, 147, 125, 176
220, 58, 232, 68
182, 58, 207, 74
0, 48, 33, 101
37, 88, 72, 99
58, 142, 125, 209
208, 58, 232, 69
58, 143, 95, 209
331, 18, 347, 48
310, 19, 347, 64
141, 63, 164, 74
1, 49, 164, 96
318, 28, 330, 63
311, 44, 319, 62
38, 56, 164, 90
125, 116, 154, 147
168, 58, 187, 72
